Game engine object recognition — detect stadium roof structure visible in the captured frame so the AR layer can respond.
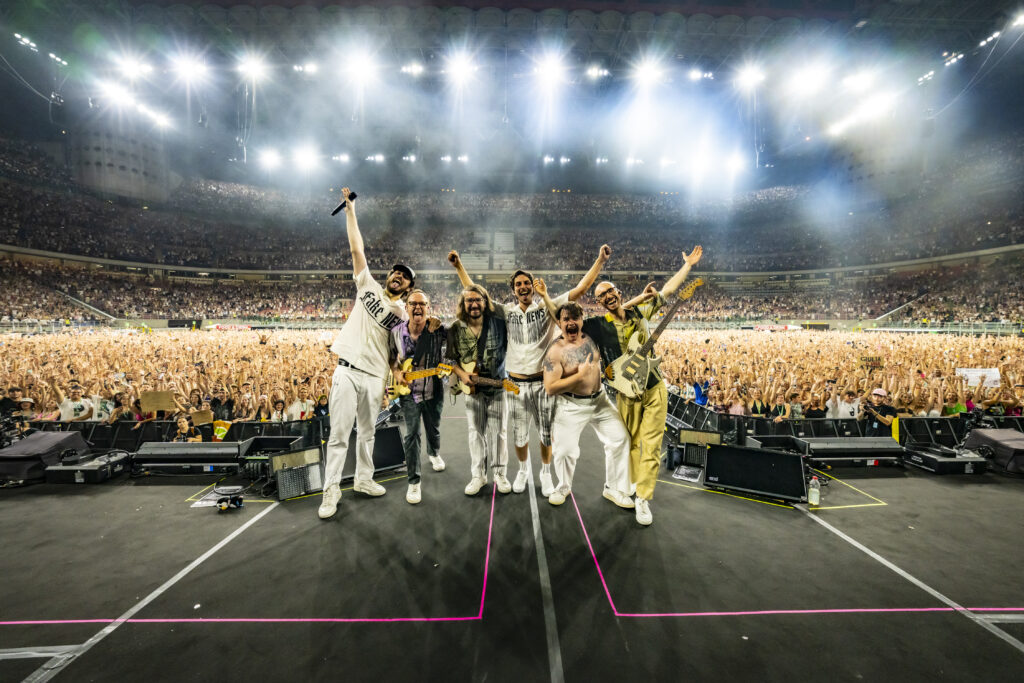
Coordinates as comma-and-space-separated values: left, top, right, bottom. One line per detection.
5, 1, 1017, 73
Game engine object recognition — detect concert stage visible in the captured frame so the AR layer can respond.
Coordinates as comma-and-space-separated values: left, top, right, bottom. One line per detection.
2, 399, 1023, 682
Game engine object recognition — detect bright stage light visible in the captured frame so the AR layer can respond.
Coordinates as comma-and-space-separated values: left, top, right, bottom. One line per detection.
331, 154, 349, 163
99, 81, 135, 108
440, 155, 452, 163
292, 146, 319, 171
238, 56, 267, 80
349, 52, 379, 83
152, 113, 170, 129
559, 156, 570, 164
401, 62, 424, 76
1014, 14, 1024, 27
735, 65, 765, 90
788, 64, 830, 97
726, 153, 745, 174
543, 155, 554, 164
304, 62, 318, 74
688, 68, 703, 82
445, 53, 477, 86
842, 70, 875, 92
118, 57, 153, 80
402, 154, 417, 163
586, 65, 609, 80
534, 53, 568, 89
172, 56, 208, 84
260, 149, 281, 170
457, 155, 469, 163
633, 58, 663, 86
595, 157, 609, 164
660, 158, 675, 168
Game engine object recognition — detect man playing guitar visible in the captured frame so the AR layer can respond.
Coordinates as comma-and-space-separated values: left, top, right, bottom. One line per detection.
582, 246, 703, 525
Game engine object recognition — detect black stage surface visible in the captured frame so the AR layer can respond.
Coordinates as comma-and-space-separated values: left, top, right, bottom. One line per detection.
2, 403, 1024, 682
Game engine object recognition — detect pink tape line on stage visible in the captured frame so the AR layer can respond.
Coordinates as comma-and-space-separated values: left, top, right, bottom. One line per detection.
0, 487, 497, 627
568, 493, 1024, 620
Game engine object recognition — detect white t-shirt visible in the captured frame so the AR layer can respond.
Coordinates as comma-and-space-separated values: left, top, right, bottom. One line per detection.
330, 268, 407, 378
287, 399, 316, 422
90, 395, 114, 422
827, 397, 860, 420
59, 397, 93, 421
502, 292, 569, 375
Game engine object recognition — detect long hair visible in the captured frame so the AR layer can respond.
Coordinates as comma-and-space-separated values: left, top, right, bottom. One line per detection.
456, 284, 493, 324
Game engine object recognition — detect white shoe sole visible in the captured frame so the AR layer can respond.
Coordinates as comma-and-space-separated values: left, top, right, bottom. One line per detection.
603, 490, 636, 509
353, 481, 386, 497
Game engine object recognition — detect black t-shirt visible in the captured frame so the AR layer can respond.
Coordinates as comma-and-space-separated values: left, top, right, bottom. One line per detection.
0, 397, 18, 414
862, 404, 897, 437
168, 428, 199, 443
804, 406, 827, 419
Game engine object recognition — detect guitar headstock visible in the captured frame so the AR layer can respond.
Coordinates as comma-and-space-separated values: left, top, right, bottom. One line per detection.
436, 363, 453, 378
503, 379, 521, 395
678, 277, 704, 301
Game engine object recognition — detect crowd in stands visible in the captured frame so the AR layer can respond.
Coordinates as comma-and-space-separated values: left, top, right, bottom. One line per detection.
1, 134, 1023, 274
2, 329, 1021, 428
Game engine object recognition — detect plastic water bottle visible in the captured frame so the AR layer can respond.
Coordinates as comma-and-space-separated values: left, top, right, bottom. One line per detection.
808, 476, 821, 506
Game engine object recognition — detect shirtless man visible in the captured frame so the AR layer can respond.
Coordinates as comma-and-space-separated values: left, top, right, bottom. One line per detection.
542, 302, 633, 514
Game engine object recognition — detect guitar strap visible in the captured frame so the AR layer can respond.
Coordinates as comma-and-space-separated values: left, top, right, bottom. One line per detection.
474, 315, 490, 377
411, 328, 431, 367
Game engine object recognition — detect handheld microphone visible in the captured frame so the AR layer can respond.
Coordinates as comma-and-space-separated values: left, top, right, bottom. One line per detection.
331, 191, 358, 216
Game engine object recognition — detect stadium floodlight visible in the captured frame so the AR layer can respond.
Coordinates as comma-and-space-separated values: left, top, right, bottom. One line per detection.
534, 53, 568, 90
586, 65, 609, 80
152, 113, 170, 129
260, 149, 281, 170
440, 155, 452, 162
118, 57, 154, 80
735, 65, 765, 90
238, 56, 267, 80
292, 146, 319, 171
543, 155, 554, 164
331, 153, 349, 163
402, 154, 417, 162
99, 81, 135, 108
595, 156, 609, 164
633, 58, 663, 87
445, 52, 477, 86
457, 155, 469, 163
842, 70, 874, 93
303, 62, 318, 74
726, 153, 745, 174
660, 158, 675, 168
788, 64, 830, 97
1014, 14, 1024, 27
401, 62, 424, 76
350, 52, 379, 84
171, 55, 208, 84
688, 68, 703, 82
559, 156, 570, 164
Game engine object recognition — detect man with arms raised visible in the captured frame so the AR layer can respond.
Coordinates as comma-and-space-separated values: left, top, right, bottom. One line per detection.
319, 187, 413, 519
448, 245, 611, 497
582, 246, 703, 525
542, 302, 633, 512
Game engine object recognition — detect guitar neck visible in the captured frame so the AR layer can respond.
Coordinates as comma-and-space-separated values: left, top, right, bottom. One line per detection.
636, 298, 684, 357
404, 369, 439, 381
473, 377, 505, 387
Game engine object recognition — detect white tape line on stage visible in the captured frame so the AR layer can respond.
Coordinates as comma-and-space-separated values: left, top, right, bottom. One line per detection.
802, 508, 1024, 656
0, 646, 78, 661
526, 456, 565, 683
23, 503, 280, 683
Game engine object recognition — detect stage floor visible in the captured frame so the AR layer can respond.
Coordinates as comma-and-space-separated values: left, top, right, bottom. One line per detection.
2, 400, 1024, 682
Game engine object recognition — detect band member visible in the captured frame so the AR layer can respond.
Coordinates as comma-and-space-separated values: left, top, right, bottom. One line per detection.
542, 302, 633, 511
390, 289, 447, 505
319, 187, 413, 519
582, 246, 703, 526
448, 245, 611, 497
446, 284, 511, 496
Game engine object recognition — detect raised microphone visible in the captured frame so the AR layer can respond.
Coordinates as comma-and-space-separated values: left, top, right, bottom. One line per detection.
330, 191, 358, 216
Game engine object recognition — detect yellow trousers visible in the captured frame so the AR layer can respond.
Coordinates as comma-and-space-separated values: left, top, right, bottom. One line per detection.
616, 382, 668, 501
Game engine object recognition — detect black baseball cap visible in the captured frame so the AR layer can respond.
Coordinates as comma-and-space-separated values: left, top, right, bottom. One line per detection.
391, 264, 416, 285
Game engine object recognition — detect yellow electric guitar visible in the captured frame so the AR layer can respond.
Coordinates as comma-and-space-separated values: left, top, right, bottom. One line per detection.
605, 278, 704, 399
450, 361, 520, 396
387, 359, 454, 398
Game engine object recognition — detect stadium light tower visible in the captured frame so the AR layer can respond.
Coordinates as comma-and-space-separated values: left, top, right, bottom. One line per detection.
633, 57, 664, 87
118, 56, 153, 81
260, 149, 281, 170
292, 146, 318, 172
238, 56, 267, 81
445, 51, 477, 86
171, 55, 208, 85
735, 65, 765, 90
350, 52, 379, 85
534, 52, 568, 90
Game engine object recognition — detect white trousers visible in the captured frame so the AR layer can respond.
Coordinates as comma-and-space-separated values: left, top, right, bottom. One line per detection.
324, 365, 384, 487
465, 390, 509, 480
551, 393, 632, 496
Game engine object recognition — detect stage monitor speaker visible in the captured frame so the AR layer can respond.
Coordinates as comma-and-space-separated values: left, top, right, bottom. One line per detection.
134, 441, 241, 469
0, 431, 89, 482
963, 429, 1024, 474
342, 425, 405, 481
270, 446, 324, 500
678, 429, 721, 446
704, 443, 807, 503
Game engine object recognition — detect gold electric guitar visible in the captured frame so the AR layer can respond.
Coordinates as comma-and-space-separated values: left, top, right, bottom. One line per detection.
604, 278, 704, 399
387, 359, 454, 398
450, 361, 520, 396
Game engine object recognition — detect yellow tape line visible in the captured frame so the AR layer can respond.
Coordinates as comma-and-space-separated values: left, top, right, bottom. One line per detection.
810, 467, 887, 506
285, 474, 407, 502
658, 478, 795, 509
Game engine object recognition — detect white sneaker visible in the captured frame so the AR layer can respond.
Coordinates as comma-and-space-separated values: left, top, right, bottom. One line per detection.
494, 472, 512, 494
429, 455, 446, 472
464, 477, 486, 496
406, 483, 421, 504
548, 490, 566, 506
603, 488, 635, 509
512, 468, 529, 494
353, 479, 386, 497
539, 471, 555, 497
635, 498, 653, 526
318, 484, 341, 519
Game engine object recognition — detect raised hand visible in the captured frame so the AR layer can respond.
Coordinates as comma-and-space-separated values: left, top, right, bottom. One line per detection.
533, 278, 548, 297
684, 245, 703, 266
598, 244, 612, 261
447, 250, 461, 267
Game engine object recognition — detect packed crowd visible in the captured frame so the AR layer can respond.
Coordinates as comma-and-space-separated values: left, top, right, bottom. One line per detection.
1, 263, 101, 324
2, 329, 1021, 427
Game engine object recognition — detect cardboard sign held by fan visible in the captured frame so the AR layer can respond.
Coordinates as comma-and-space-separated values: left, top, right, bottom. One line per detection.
139, 391, 177, 414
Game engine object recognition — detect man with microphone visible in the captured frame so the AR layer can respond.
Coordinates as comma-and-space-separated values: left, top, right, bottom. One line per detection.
319, 187, 415, 519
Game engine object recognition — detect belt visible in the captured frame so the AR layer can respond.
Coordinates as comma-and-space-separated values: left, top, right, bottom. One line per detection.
337, 358, 364, 373
509, 373, 544, 382
566, 390, 603, 400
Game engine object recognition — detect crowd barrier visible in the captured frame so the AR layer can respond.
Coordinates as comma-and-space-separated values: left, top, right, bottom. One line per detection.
25, 418, 326, 453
